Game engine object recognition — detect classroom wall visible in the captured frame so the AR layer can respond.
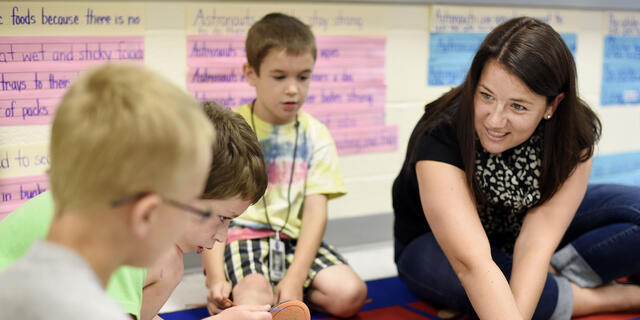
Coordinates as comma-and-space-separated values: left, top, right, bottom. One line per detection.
322, 3, 640, 220
1, 1, 639, 225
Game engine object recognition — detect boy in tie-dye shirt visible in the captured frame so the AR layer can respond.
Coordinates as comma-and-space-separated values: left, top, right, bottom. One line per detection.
203, 13, 367, 319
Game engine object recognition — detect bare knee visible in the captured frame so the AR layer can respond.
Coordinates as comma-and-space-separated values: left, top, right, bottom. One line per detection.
322, 277, 368, 318
233, 273, 273, 305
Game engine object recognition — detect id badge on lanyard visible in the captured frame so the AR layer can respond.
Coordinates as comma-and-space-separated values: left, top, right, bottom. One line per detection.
269, 232, 286, 282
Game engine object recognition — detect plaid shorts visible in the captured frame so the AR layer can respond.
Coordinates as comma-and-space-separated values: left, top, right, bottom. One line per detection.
224, 237, 348, 289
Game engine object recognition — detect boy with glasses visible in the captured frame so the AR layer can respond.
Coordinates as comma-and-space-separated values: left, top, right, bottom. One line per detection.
0, 64, 215, 319
0, 101, 272, 320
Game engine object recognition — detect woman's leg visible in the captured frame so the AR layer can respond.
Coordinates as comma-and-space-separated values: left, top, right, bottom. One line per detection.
553, 184, 640, 285
550, 184, 640, 315
395, 233, 571, 319
395, 233, 474, 315
570, 282, 640, 316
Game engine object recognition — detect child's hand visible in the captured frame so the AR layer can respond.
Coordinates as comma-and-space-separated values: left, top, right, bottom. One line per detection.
273, 275, 304, 304
203, 305, 272, 320
206, 280, 233, 315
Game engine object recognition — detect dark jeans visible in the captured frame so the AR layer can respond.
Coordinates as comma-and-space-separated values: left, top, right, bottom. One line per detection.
394, 184, 640, 320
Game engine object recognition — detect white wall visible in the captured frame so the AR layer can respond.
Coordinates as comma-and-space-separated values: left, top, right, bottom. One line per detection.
1, 1, 639, 220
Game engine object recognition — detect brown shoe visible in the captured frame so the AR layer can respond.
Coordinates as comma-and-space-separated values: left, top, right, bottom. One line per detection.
270, 300, 310, 320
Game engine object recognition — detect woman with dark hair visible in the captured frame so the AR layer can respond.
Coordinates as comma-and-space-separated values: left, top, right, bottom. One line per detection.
393, 17, 640, 319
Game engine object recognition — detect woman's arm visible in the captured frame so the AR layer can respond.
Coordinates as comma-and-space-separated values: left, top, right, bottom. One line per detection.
510, 157, 592, 319
417, 160, 523, 320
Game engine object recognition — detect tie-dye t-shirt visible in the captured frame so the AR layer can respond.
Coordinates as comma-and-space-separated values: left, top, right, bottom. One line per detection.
234, 104, 346, 239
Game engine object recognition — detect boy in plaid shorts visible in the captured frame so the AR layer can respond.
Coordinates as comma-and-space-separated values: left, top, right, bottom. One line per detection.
203, 13, 367, 319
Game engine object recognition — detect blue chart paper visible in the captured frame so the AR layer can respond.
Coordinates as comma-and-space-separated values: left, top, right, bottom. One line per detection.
428, 33, 577, 86
590, 151, 640, 187
601, 36, 640, 106
562, 34, 577, 55
428, 33, 485, 86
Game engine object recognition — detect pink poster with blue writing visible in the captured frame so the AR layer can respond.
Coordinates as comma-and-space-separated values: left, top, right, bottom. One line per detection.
186, 34, 396, 155
0, 36, 144, 126
0, 175, 48, 220
0, 36, 143, 218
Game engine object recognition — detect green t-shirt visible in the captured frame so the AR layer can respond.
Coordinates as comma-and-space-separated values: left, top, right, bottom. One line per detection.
0, 191, 146, 319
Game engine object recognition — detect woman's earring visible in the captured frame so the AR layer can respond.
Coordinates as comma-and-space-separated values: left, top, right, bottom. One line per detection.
546, 114, 551, 119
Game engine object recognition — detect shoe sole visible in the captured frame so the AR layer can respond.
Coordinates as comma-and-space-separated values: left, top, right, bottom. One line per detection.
270, 300, 310, 320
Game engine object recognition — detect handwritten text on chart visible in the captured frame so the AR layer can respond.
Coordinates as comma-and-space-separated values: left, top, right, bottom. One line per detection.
189, 66, 382, 85
187, 36, 385, 62
608, 13, 640, 36
189, 42, 384, 64
313, 111, 385, 130
187, 34, 395, 155
0, 148, 50, 173
0, 36, 144, 126
1, 6, 141, 26
0, 40, 144, 64
190, 8, 365, 34
191, 85, 385, 109
333, 125, 398, 155
193, 86, 394, 151
0, 97, 59, 125
0, 175, 48, 218
1, 71, 77, 92
428, 33, 577, 86
601, 36, 640, 105
432, 8, 567, 33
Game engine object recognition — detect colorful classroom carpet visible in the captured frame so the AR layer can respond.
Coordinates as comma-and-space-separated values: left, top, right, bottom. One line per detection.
159, 276, 640, 320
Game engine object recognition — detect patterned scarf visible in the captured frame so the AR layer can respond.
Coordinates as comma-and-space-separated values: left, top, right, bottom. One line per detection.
474, 127, 543, 253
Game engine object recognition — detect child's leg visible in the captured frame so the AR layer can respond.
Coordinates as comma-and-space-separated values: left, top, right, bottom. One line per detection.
232, 273, 273, 305
225, 238, 274, 305
306, 264, 367, 318
293, 242, 367, 318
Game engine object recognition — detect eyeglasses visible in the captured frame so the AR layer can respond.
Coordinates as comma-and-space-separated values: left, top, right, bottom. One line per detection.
112, 192, 211, 221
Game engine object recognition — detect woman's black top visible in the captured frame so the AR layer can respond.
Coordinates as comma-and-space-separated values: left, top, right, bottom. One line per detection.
393, 120, 543, 253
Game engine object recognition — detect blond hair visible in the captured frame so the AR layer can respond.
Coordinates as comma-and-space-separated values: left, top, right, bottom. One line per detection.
49, 64, 215, 212
201, 101, 267, 203
245, 13, 316, 74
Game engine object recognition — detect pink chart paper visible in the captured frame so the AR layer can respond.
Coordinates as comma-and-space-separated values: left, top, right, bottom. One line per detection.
0, 36, 144, 126
186, 34, 394, 155
0, 174, 48, 220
